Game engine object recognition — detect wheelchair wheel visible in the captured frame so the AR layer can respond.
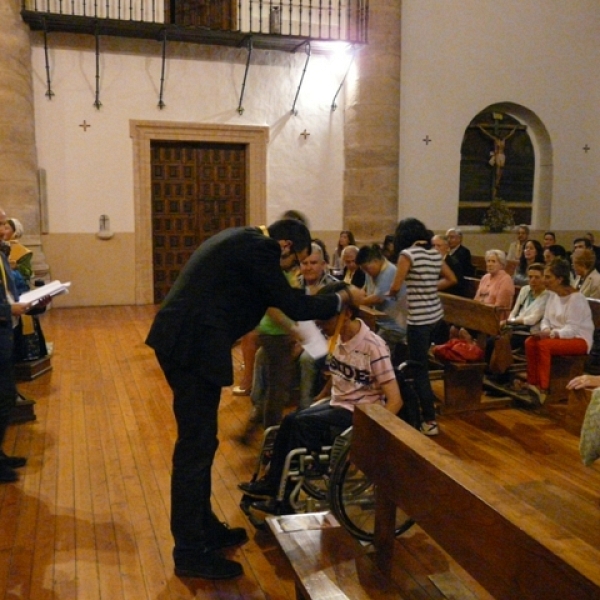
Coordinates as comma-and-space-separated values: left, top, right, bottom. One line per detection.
328, 439, 414, 542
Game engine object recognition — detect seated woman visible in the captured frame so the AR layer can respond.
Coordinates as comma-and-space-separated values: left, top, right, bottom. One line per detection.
238, 282, 402, 515
339, 245, 365, 288
356, 243, 408, 355
513, 239, 544, 286
571, 248, 600, 299
525, 259, 594, 404
474, 249, 515, 320
543, 244, 567, 265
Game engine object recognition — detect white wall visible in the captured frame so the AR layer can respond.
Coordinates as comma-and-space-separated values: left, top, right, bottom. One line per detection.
398, 0, 600, 231
31, 36, 348, 234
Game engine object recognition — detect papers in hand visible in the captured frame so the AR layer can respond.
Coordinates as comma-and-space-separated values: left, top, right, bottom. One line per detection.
20, 280, 71, 306
295, 320, 329, 359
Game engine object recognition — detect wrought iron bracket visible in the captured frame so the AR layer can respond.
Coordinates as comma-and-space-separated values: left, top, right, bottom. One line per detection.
331, 46, 357, 112
237, 37, 253, 115
93, 24, 102, 109
158, 29, 167, 110
42, 18, 55, 99
291, 42, 311, 116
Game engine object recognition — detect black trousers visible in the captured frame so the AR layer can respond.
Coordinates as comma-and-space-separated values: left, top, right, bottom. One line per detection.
157, 354, 222, 551
0, 315, 16, 447
264, 400, 354, 490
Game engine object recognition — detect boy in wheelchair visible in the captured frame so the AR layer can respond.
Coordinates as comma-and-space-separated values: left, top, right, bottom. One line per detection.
238, 281, 403, 516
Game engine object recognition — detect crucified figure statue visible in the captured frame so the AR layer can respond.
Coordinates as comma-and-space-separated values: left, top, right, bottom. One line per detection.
478, 124, 517, 192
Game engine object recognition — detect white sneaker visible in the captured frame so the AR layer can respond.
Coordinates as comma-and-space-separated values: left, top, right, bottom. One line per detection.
527, 385, 547, 405
420, 421, 439, 436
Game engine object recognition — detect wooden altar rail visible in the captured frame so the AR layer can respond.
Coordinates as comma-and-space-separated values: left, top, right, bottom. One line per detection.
352, 404, 600, 600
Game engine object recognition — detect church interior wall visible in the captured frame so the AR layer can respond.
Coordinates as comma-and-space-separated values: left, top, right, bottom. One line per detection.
397, 0, 600, 233
25, 0, 600, 306
30, 34, 347, 305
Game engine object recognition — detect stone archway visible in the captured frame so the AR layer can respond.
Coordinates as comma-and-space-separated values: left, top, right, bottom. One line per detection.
462, 102, 553, 230
130, 120, 269, 304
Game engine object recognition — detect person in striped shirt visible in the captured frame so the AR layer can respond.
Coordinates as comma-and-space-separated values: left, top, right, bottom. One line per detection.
238, 281, 402, 514
389, 218, 456, 436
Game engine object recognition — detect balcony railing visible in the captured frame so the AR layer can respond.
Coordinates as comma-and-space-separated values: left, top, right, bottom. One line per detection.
22, 0, 369, 51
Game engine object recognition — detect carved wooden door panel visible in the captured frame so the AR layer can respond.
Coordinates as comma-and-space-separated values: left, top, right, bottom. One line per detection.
151, 141, 246, 304
165, 0, 237, 29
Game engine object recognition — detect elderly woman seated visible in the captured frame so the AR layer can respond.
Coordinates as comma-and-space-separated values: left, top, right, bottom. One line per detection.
571, 248, 600, 299
474, 249, 515, 320
525, 259, 594, 404
338, 245, 366, 288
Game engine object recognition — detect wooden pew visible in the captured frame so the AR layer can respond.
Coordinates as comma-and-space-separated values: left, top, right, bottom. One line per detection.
436, 293, 511, 413
352, 404, 600, 600
266, 512, 406, 600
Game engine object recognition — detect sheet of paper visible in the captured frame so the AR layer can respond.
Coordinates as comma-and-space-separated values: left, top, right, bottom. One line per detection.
296, 320, 329, 359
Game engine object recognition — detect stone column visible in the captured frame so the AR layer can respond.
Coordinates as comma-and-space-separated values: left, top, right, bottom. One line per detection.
344, 0, 401, 242
0, 0, 48, 278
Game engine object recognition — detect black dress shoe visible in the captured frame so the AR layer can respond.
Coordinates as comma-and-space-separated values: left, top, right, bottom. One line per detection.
238, 478, 277, 499
202, 521, 248, 553
174, 551, 243, 580
0, 464, 18, 483
0, 453, 27, 469
250, 498, 294, 517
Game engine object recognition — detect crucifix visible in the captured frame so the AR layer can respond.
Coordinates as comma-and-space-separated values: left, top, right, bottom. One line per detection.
422, 135, 432, 145
583, 144, 591, 153
300, 129, 310, 140
475, 114, 524, 199
79, 120, 91, 132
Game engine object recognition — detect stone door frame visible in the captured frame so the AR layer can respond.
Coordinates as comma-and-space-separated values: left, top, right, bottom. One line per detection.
130, 120, 269, 304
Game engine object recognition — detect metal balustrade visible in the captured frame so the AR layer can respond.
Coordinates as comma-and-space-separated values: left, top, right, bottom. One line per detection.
21, 0, 369, 49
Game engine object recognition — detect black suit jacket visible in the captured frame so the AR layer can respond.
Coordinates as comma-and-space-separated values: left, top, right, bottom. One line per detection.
146, 226, 339, 386
450, 244, 475, 277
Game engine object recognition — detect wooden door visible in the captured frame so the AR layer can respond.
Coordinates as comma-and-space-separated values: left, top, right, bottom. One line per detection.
165, 0, 237, 29
151, 141, 246, 304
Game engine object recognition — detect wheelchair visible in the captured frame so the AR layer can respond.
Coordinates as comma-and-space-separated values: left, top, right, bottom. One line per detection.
240, 360, 423, 542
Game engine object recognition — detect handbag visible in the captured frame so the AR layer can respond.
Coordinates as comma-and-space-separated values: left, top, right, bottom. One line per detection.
489, 333, 514, 374
432, 338, 484, 363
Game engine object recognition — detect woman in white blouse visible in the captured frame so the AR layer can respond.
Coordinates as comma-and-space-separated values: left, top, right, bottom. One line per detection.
525, 259, 594, 404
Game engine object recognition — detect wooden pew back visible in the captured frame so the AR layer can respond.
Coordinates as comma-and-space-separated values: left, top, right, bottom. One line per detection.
352, 404, 600, 600
439, 292, 503, 337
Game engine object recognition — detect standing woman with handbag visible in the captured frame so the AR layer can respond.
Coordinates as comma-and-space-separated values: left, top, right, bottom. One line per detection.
388, 218, 456, 436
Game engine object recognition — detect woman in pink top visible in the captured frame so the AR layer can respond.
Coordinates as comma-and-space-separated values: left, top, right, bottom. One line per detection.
474, 249, 515, 320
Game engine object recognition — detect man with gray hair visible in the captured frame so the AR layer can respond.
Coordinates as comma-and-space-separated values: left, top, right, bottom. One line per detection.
432, 234, 467, 297
446, 227, 474, 276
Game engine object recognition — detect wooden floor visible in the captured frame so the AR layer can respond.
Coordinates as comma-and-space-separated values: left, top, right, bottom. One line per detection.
2, 306, 599, 599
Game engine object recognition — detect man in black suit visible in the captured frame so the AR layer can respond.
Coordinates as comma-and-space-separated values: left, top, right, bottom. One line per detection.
446, 227, 475, 277
432, 234, 467, 297
146, 219, 363, 581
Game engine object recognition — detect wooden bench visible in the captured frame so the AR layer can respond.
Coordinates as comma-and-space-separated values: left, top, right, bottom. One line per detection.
266, 511, 407, 600
436, 293, 511, 413
563, 387, 594, 436
352, 404, 600, 600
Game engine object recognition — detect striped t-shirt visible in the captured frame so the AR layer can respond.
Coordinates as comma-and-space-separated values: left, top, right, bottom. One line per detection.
329, 319, 396, 411
401, 245, 444, 326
